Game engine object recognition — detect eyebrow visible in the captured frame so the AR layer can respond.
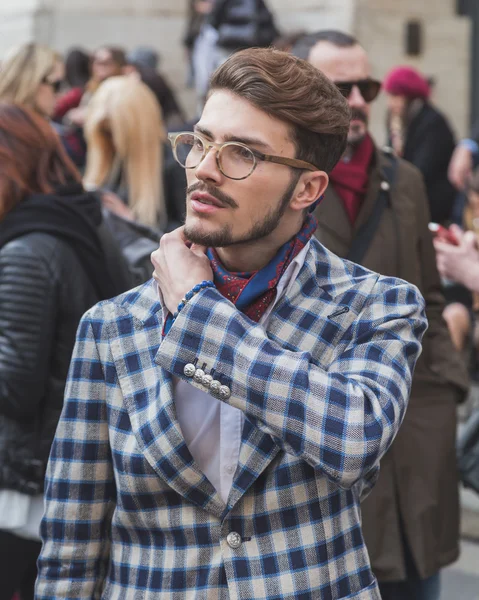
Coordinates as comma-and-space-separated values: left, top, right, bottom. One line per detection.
194, 125, 273, 152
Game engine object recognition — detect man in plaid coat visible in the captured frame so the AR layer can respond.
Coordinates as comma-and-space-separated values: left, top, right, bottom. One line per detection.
36, 49, 427, 599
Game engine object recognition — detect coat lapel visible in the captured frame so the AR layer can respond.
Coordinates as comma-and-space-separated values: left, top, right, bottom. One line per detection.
227, 241, 365, 509
110, 282, 226, 518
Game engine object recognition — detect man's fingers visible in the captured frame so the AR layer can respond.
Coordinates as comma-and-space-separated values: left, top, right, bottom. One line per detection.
190, 243, 207, 257
463, 231, 477, 249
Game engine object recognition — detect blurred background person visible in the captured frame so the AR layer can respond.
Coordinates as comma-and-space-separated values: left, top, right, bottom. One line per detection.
184, 0, 216, 111
53, 47, 91, 121
88, 45, 126, 93
83, 76, 167, 229
0, 43, 64, 119
294, 30, 468, 600
0, 104, 130, 600
208, 0, 278, 62
448, 122, 479, 193
439, 167, 479, 355
126, 46, 186, 129
53, 48, 91, 168
64, 45, 126, 130
384, 65, 457, 225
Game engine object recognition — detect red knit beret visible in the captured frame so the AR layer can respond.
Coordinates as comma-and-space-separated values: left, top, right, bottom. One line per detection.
383, 66, 430, 99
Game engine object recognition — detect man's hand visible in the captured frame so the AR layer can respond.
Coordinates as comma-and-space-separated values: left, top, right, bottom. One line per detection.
434, 226, 479, 292
101, 191, 135, 221
448, 144, 473, 191
151, 227, 213, 314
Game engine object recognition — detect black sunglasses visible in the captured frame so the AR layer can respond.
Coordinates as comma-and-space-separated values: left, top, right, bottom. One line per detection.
335, 79, 381, 103
42, 77, 63, 93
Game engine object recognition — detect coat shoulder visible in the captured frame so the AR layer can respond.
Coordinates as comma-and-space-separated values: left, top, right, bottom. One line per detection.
83, 278, 161, 332
308, 237, 422, 305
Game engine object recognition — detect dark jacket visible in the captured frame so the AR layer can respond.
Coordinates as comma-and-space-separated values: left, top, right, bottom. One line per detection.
315, 147, 469, 581
209, 0, 278, 50
0, 191, 132, 495
391, 102, 456, 224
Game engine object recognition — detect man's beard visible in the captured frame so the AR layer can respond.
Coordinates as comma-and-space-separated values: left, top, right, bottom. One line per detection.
347, 107, 369, 150
184, 172, 301, 248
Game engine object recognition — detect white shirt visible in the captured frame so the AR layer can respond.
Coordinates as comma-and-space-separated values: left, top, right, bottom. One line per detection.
174, 242, 310, 503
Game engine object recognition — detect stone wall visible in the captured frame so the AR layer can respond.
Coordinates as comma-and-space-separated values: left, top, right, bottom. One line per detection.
354, 0, 471, 140
0, 0, 472, 137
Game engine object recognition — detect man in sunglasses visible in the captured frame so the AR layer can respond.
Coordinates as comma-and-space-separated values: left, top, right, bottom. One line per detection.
293, 30, 468, 600
37, 48, 426, 599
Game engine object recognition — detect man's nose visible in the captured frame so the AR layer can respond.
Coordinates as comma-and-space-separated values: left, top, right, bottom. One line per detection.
348, 85, 367, 108
194, 146, 223, 184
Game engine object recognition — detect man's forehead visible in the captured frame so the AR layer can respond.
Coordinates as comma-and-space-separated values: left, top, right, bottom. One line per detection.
308, 41, 370, 81
199, 90, 293, 150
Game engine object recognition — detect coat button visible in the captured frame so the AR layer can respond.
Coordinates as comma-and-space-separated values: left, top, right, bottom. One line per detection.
202, 374, 213, 388
226, 531, 242, 549
210, 380, 221, 394
219, 385, 231, 400
380, 181, 390, 191
183, 363, 196, 378
193, 368, 205, 383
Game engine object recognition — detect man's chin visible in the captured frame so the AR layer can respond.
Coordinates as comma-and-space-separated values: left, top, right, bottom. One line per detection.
347, 129, 368, 148
184, 222, 234, 248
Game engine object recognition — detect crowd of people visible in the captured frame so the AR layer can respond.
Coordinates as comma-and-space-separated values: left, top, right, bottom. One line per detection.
0, 1, 478, 599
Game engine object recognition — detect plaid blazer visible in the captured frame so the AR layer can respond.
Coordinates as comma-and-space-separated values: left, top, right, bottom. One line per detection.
36, 238, 427, 600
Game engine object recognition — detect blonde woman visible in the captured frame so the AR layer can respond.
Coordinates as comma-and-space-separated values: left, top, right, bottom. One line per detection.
84, 76, 167, 229
0, 43, 64, 118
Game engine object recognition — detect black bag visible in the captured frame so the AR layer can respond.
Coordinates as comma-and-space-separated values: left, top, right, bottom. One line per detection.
457, 409, 479, 494
215, 0, 278, 50
101, 209, 161, 286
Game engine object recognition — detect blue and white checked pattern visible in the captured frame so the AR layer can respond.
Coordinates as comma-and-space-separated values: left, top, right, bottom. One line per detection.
36, 238, 427, 600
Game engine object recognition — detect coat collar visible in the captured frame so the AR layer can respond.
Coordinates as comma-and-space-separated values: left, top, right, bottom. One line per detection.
318, 144, 388, 246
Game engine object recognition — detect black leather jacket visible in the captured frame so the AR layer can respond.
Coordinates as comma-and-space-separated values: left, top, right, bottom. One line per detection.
0, 221, 132, 494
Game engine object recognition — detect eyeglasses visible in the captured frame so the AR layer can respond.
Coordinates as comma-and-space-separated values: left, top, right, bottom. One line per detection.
42, 77, 63, 93
335, 79, 381, 103
168, 131, 319, 181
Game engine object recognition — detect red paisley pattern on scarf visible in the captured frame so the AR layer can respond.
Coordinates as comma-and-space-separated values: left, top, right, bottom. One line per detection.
207, 214, 318, 322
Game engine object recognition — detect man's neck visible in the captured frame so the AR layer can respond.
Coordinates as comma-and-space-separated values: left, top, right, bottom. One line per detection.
214, 218, 304, 273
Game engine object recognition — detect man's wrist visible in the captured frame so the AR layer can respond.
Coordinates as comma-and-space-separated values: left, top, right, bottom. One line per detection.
459, 138, 479, 155
172, 280, 215, 318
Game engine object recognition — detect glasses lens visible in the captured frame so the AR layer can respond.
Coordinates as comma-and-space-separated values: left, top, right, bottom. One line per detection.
219, 143, 256, 180
336, 82, 353, 98
174, 133, 204, 169
358, 80, 381, 103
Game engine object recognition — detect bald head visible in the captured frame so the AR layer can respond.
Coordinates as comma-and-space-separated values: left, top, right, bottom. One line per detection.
308, 41, 370, 82
305, 39, 372, 149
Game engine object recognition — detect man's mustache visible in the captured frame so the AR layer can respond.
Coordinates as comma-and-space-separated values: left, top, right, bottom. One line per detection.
351, 108, 368, 124
187, 182, 239, 209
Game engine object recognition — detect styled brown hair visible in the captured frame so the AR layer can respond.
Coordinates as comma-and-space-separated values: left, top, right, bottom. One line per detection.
0, 103, 80, 218
209, 47, 350, 173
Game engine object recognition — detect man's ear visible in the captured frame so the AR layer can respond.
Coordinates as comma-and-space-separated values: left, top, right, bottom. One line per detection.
290, 171, 329, 213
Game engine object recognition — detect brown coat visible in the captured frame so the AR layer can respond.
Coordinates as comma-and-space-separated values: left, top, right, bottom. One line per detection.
315, 146, 469, 582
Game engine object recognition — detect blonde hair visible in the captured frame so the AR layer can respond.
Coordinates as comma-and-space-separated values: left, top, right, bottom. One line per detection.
84, 76, 166, 228
0, 43, 61, 110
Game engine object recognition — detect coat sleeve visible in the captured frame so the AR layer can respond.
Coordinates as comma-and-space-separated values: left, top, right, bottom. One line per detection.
156, 279, 427, 489
0, 241, 58, 421
35, 315, 115, 600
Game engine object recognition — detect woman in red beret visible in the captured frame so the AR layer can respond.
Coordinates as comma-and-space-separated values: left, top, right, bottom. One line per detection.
384, 65, 457, 225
